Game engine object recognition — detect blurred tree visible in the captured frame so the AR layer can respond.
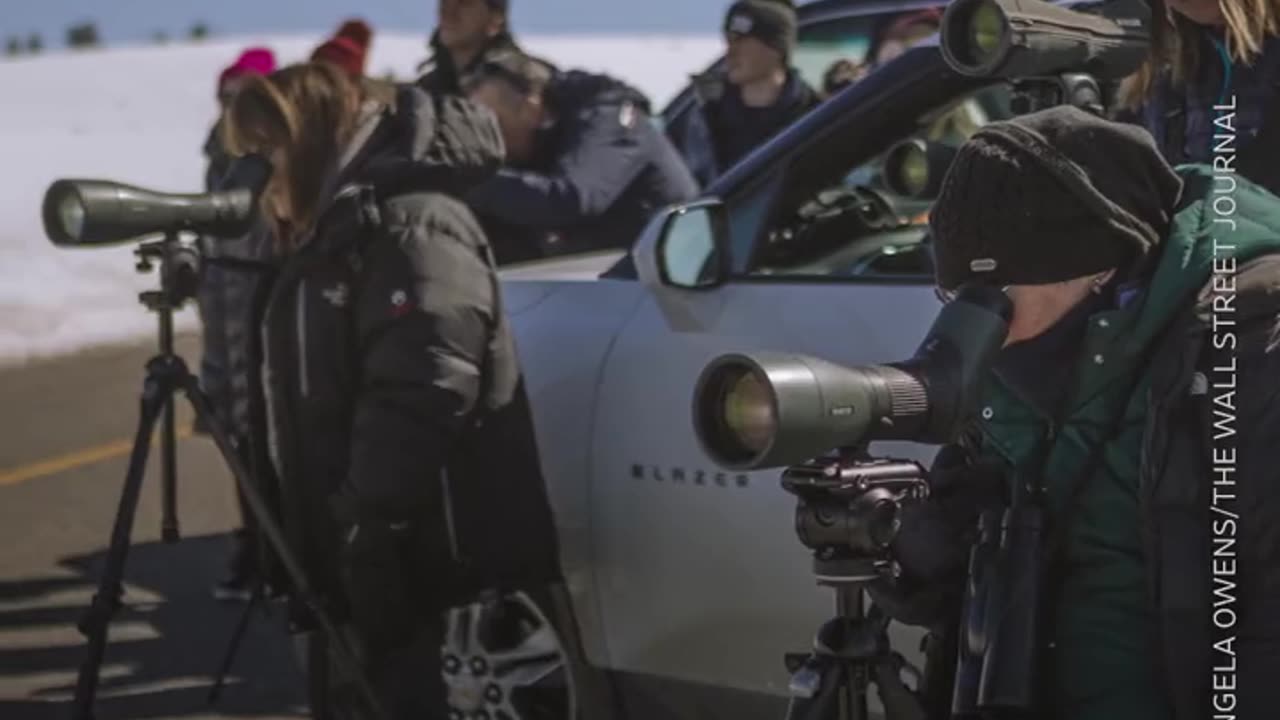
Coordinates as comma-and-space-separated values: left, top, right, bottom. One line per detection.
190, 22, 210, 41
5, 37, 20, 57
27, 33, 42, 53
66, 22, 100, 49
153, 31, 169, 45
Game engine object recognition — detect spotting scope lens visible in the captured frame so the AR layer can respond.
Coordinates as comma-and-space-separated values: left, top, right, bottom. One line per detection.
697, 359, 778, 466
888, 142, 930, 198
944, 0, 1010, 74
56, 189, 86, 244
970, 0, 1006, 63
722, 366, 777, 455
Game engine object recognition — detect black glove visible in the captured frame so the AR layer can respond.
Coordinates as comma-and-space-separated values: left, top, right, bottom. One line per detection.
868, 444, 1006, 627
330, 495, 417, 657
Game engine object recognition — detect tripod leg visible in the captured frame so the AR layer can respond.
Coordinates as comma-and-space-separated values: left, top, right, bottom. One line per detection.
178, 375, 390, 720
845, 662, 869, 720
787, 659, 844, 720
872, 657, 928, 720
72, 376, 170, 720
208, 580, 263, 706
160, 390, 179, 543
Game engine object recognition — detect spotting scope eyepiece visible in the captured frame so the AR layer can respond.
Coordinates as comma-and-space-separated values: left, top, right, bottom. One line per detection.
43, 153, 273, 247
940, 0, 1151, 80
692, 285, 1013, 471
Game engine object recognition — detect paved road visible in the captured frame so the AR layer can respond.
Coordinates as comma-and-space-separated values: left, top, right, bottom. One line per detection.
0, 335, 307, 720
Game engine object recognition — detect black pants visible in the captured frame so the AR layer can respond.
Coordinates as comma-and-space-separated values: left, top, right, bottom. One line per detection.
310, 618, 449, 720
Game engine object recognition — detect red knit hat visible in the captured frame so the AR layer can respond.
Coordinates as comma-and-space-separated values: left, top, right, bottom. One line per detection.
311, 19, 373, 78
218, 47, 276, 96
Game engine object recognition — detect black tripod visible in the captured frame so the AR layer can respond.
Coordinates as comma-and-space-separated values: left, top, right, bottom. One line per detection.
783, 556, 928, 720
70, 232, 385, 720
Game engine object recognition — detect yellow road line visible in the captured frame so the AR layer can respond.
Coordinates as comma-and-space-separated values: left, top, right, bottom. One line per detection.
0, 426, 195, 487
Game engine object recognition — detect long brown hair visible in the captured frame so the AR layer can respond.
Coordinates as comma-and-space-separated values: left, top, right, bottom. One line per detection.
222, 62, 365, 250
1117, 0, 1280, 111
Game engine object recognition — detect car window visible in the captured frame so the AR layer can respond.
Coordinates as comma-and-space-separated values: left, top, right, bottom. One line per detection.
659, 5, 940, 130
791, 15, 878, 92
743, 84, 1015, 282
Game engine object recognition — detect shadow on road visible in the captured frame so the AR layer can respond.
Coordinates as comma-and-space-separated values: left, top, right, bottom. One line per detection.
0, 533, 307, 720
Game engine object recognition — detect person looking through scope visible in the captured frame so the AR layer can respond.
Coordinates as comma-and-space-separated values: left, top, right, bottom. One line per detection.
1114, 0, 1280, 194
221, 61, 562, 718
871, 105, 1280, 719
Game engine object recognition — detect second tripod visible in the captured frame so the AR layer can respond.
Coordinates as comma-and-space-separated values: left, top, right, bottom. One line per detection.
69, 232, 387, 720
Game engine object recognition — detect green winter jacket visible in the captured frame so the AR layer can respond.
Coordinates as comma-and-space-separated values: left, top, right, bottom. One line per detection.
971, 164, 1280, 719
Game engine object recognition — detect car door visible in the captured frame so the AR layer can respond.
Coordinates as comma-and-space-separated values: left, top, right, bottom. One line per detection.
589, 46, 1010, 707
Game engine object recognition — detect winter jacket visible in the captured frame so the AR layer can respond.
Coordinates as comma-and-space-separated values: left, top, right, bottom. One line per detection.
416, 31, 555, 97
466, 70, 699, 263
196, 122, 277, 442
1130, 30, 1280, 195
967, 165, 1280, 719
258, 86, 562, 618
667, 68, 819, 188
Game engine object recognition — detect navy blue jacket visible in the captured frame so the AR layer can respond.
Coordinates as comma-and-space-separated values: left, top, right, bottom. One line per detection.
466, 71, 698, 263
1132, 29, 1280, 193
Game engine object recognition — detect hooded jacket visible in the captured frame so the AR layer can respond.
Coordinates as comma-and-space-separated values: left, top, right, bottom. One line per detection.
258, 85, 562, 618
969, 165, 1280, 719
668, 67, 819, 188
466, 70, 699, 262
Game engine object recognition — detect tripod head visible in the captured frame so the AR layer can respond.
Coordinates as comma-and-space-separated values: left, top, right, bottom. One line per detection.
780, 445, 933, 720
1009, 72, 1107, 117
135, 231, 203, 316
782, 445, 931, 589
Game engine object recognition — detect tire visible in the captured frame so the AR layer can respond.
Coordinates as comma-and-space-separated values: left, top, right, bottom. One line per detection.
305, 584, 587, 720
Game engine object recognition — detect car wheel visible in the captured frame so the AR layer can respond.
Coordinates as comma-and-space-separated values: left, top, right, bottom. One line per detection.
441, 589, 579, 720
304, 589, 582, 720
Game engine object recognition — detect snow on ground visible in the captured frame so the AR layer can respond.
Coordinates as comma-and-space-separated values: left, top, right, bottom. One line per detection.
0, 32, 719, 368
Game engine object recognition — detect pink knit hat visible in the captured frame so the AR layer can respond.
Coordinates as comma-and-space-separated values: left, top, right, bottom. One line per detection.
218, 47, 276, 96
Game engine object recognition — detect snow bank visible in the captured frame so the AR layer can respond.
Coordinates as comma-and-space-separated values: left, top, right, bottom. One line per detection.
0, 33, 719, 367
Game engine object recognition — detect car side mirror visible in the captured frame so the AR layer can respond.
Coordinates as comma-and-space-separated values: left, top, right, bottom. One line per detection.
635, 199, 730, 290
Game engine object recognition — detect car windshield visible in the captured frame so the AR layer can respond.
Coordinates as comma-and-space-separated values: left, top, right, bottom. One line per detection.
745, 82, 1016, 281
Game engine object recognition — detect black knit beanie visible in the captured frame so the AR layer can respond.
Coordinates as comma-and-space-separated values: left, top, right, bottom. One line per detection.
724, 0, 798, 59
929, 105, 1185, 291
486, 0, 509, 12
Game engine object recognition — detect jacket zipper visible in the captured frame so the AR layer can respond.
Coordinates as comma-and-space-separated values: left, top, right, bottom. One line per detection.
297, 279, 310, 398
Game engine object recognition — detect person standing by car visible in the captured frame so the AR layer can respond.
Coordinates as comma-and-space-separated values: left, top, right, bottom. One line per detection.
222, 61, 562, 718
668, 0, 819, 188
1115, 0, 1280, 193
871, 105, 1280, 719
462, 55, 698, 263
197, 46, 277, 601
417, 0, 555, 96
